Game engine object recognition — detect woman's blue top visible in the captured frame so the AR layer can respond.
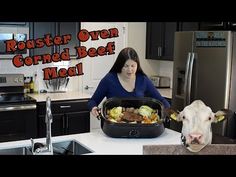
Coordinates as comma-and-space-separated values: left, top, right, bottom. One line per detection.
87, 72, 170, 111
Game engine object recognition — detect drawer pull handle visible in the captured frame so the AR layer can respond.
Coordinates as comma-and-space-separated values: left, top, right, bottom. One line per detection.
60, 105, 71, 109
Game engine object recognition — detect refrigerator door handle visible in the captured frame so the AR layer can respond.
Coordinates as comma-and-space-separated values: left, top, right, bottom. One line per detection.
187, 52, 195, 105
184, 52, 192, 106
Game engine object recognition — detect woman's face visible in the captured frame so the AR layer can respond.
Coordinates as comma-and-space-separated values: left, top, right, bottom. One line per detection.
121, 59, 137, 79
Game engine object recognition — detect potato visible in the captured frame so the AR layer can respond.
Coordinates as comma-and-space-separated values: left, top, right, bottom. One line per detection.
129, 107, 135, 113
133, 109, 139, 114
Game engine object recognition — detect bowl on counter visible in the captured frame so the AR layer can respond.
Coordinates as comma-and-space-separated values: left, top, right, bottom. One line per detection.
98, 97, 165, 138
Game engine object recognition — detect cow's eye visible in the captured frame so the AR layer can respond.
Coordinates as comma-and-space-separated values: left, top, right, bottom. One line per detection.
208, 117, 211, 121
182, 116, 185, 119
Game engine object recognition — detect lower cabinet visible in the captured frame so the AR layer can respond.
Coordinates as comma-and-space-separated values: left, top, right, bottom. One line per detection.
0, 108, 37, 142
37, 99, 90, 137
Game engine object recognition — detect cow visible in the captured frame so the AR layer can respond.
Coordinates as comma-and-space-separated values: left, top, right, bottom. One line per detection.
165, 100, 231, 152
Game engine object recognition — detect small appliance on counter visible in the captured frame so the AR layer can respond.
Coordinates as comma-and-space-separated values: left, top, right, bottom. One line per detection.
98, 97, 165, 138
150, 75, 170, 88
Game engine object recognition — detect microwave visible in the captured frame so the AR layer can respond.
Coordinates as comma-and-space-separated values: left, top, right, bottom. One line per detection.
0, 26, 29, 58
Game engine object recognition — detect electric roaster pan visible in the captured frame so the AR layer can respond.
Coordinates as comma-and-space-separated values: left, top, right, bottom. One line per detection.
98, 97, 165, 138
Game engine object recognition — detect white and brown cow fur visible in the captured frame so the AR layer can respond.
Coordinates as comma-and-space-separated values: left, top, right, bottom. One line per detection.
165, 100, 230, 152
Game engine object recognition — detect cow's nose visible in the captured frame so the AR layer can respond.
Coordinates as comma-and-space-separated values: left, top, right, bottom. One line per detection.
189, 133, 202, 144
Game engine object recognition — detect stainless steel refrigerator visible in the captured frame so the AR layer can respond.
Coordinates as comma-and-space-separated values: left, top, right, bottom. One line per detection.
171, 31, 236, 138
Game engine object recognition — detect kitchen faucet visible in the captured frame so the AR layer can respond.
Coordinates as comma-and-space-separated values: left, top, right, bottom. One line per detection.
30, 96, 53, 155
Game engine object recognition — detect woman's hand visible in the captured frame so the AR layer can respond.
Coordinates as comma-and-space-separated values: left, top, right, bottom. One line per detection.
91, 106, 100, 118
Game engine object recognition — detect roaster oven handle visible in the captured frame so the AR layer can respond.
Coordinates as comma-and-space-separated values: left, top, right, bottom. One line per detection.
96, 107, 102, 120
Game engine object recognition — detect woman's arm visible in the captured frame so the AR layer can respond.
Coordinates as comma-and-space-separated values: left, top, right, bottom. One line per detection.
87, 77, 109, 111
144, 76, 170, 108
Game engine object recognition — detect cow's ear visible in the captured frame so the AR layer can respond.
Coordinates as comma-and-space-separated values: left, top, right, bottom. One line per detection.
214, 109, 233, 123
164, 108, 180, 121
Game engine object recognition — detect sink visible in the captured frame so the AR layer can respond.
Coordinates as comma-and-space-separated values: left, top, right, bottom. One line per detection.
0, 146, 32, 155
52, 140, 93, 155
0, 140, 93, 155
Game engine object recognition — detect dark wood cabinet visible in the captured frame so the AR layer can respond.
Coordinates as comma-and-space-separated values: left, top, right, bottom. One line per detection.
200, 22, 236, 31
0, 22, 29, 26
29, 22, 56, 56
0, 108, 37, 142
228, 22, 236, 31
146, 22, 162, 60
199, 22, 228, 30
29, 22, 80, 57
146, 22, 201, 61
146, 22, 177, 61
37, 99, 90, 137
197, 21, 236, 31
164, 23, 178, 60
58, 22, 80, 57
178, 22, 199, 31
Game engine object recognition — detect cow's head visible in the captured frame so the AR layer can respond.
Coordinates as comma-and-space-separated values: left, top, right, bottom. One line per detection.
165, 100, 231, 152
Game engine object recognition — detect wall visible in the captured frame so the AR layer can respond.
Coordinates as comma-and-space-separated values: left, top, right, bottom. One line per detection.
127, 22, 173, 88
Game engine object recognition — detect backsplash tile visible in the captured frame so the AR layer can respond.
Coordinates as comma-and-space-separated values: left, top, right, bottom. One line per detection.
158, 61, 173, 88
0, 59, 81, 92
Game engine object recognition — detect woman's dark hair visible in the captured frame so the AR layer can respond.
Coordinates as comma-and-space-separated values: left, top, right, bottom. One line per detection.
109, 47, 146, 75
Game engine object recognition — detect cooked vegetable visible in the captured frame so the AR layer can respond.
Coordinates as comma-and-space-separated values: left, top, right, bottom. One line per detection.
109, 106, 123, 120
138, 105, 153, 118
106, 105, 161, 124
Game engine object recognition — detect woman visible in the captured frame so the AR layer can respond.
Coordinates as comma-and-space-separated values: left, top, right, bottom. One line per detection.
88, 47, 170, 117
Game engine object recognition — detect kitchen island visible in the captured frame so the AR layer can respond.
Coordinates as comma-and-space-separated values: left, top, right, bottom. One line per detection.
0, 128, 181, 155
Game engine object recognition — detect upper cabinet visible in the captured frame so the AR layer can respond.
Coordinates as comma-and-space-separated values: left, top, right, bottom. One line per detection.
198, 21, 236, 31
0, 22, 29, 26
146, 22, 200, 61
164, 23, 178, 60
178, 22, 200, 31
58, 22, 80, 56
29, 22, 56, 56
228, 22, 236, 30
146, 22, 162, 60
29, 22, 80, 57
199, 22, 228, 30
146, 22, 177, 61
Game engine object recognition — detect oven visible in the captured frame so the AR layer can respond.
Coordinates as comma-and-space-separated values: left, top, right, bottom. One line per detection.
0, 74, 37, 142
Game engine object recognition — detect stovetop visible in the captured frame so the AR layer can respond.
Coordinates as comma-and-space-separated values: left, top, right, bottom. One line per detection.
0, 93, 36, 105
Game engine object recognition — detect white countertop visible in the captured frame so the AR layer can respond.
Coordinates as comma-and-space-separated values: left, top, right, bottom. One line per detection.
157, 88, 172, 99
27, 91, 91, 102
28, 89, 172, 102
0, 128, 181, 155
